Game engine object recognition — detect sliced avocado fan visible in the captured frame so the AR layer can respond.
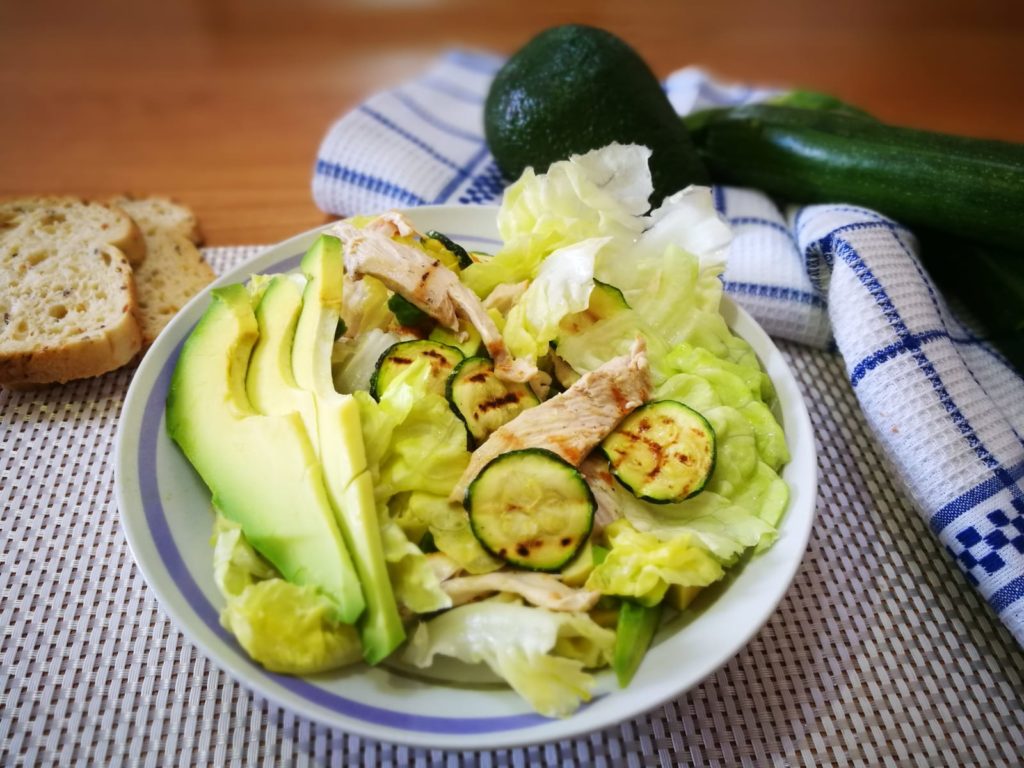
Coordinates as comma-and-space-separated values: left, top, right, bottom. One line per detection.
166, 283, 365, 623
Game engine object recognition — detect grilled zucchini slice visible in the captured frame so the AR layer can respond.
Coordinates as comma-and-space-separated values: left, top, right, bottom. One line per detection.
558, 279, 629, 336
466, 449, 595, 571
601, 400, 716, 503
446, 356, 539, 445
430, 324, 483, 357
425, 230, 474, 270
387, 293, 433, 332
370, 339, 464, 400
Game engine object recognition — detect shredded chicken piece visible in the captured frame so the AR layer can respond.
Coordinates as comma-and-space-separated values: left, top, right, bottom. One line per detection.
441, 571, 600, 612
482, 280, 529, 315
579, 455, 624, 534
329, 213, 536, 383
450, 337, 651, 501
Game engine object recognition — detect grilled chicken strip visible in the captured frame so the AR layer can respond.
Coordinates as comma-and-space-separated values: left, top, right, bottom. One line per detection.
441, 571, 600, 612
329, 213, 535, 383
450, 337, 651, 502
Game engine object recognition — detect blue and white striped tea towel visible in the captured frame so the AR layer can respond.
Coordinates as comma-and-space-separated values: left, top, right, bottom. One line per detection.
313, 50, 1024, 646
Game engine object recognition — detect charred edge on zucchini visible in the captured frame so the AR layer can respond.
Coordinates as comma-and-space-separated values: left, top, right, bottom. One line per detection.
446, 356, 540, 446
370, 339, 464, 400
425, 230, 474, 270
465, 448, 595, 572
601, 400, 716, 503
387, 293, 433, 332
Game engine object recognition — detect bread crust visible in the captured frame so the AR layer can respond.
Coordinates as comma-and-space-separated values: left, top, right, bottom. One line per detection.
0, 292, 143, 386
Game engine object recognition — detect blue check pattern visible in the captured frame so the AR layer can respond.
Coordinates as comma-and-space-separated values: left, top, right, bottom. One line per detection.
950, 506, 1024, 585
313, 51, 1024, 646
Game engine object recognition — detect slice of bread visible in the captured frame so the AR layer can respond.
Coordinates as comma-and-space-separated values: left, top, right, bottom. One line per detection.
0, 197, 146, 266
110, 195, 204, 246
111, 197, 215, 346
0, 199, 144, 386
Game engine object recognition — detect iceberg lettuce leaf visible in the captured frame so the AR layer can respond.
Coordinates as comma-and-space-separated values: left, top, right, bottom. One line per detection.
596, 244, 727, 351
333, 328, 401, 395
503, 237, 608, 361
380, 518, 453, 614
212, 512, 277, 598
221, 580, 363, 674
404, 602, 615, 717
656, 344, 789, 476
396, 492, 503, 575
637, 185, 732, 266
553, 308, 674, 385
731, 461, 790, 548
341, 273, 394, 338
354, 362, 492, 576
742, 401, 790, 471
586, 520, 725, 605
212, 515, 362, 674
610, 484, 776, 563
462, 144, 652, 298
354, 360, 470, 503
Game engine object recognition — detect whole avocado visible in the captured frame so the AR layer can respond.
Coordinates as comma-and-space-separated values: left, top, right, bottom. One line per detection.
485, 25, 708, 204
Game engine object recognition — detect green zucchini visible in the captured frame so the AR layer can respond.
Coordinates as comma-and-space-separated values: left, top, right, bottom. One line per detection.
387, 293, 432, 331
601, 400, 716, 503
430, 324, 483, 357
916, 231, 1024, 374
765, 89, 874, 119
465, 448, 595, 571
684, 104, 1024, 252
425, 230, 474, 270
446, 357, 539, 445
370, 339, 464, 400
551, 280, 629, 389
558, 280, 630, 336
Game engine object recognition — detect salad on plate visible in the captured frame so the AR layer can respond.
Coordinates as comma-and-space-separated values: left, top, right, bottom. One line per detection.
165, 143, 790, 718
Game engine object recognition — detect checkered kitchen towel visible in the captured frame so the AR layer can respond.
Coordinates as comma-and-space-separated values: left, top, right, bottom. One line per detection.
313, 50, 1024, 646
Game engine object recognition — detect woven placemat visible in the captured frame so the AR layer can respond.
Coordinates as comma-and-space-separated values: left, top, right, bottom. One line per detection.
2, 246, 1023, 767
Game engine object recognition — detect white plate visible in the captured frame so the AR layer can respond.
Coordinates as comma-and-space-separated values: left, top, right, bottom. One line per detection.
115, 205, 817, 750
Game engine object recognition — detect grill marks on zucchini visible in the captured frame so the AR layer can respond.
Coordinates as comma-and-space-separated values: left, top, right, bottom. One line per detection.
601, 400, 716, 503
447, 357, 539, 445
465, 449, 595, 571
370, 339, 464, 400
552, 281, 630, 389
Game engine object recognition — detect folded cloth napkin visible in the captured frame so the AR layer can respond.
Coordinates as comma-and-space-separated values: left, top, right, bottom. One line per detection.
313, 50, 1024, 646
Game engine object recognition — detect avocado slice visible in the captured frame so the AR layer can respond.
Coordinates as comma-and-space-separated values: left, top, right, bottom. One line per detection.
485, 24, 708, 204
166, 284, 364, 623
247, 275, 318, 432
291, 235, 406, 665
612, 599, 663, 687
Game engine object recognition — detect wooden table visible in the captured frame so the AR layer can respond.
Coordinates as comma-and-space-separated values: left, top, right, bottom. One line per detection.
2, 0, 1022, 246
